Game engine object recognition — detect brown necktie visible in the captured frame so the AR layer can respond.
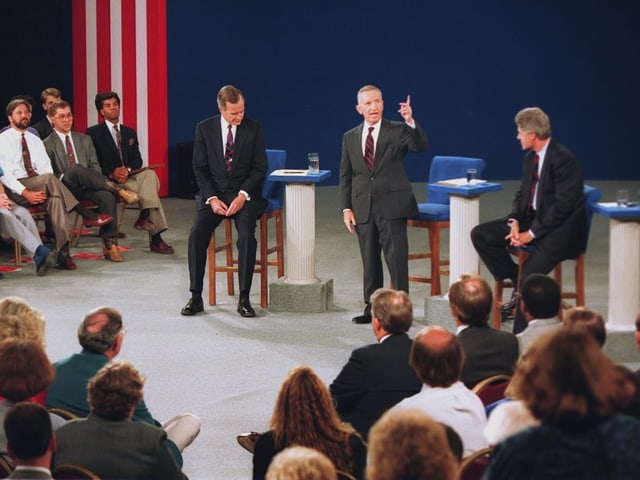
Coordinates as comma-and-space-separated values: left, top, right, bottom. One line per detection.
224, 125, 234, 172
113, 124, 124, 165
364, 126, 374, 171
527, 153, 540, 216
65, 135, 76, 166
21, 133, 36, 177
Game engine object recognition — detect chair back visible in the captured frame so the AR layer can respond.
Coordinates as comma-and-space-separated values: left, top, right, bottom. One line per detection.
51, 464, 101, 479
471, 374, 511, 406
0, 454, 13, 478
262, 149, 287, 205
459, 447, 493, 480
426, 156, 485, 205
48, 407, 80, 420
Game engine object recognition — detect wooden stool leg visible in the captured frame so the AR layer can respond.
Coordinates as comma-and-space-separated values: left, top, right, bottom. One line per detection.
259, 214, 268, 308
275, 214, 284, 278
208, 234, 217, 306
224, 219, 235, 295
428, 224, 441, 296
493, 280, 503, 329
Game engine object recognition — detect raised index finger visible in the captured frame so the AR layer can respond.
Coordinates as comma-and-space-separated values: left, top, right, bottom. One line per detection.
406, 94, 411, 105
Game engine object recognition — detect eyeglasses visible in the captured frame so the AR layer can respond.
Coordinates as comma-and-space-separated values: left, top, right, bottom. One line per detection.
55, 113, 73, 120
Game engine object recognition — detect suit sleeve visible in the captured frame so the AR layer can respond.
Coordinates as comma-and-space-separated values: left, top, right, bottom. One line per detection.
402, 121, 428, 152
83, 136, 103, 175
192, 122, 219, 199
239, 122, 268, 197
339, 132, 354, 211
330, 348, 366, 414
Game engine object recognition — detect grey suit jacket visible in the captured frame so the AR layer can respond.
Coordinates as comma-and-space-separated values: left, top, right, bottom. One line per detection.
517, 318, 561, 353
339, 118, 428, 223
42, 131, 102, 177
8, 467, 53, 479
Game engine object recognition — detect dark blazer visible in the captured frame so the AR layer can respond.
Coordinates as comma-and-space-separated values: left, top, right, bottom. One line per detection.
192, 114, 267, 210
86, 122, 143, 176
458, 325, 519, 388
509, 139, 587, 254
43, 131, 102, 176
329, 333, 422, 439
339, 119, 428, 222
32, 117, 53, 139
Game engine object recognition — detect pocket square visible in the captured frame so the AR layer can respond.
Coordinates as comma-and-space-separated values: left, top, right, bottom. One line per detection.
128, 138, 134, 145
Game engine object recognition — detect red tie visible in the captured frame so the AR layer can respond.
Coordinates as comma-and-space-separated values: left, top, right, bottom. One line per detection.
527, 153, 540, 215
364, 126, 374, 171
224, 125, 234, 172
21, 133, 36, 177
65, 135, 76, 166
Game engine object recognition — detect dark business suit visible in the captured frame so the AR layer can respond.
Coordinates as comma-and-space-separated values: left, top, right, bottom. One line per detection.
340, 119, 428, 310
329, 333, 422, 439
43, 131, 117, 238
32, 116, 53, 139
471, 139, 586, 333
458, 325, 519, 388
187, 114, 267, 296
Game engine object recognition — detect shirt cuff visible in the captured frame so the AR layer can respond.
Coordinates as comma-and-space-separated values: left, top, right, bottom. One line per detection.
205, 196, 217, 204
239, 190, 250, 201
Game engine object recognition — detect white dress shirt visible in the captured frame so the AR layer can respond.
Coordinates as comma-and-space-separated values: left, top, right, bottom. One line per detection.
0, 128, 53, 194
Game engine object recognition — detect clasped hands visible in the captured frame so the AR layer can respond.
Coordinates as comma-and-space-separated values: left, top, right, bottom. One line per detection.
505, 221, 533, 247
110, 166, 129, 184
210, 195, 246, 217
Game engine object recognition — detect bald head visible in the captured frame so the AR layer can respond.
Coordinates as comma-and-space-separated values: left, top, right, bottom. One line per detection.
410, 326, 464, 387
77, 307, 123, 355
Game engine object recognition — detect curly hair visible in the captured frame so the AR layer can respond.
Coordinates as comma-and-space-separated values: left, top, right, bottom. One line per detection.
266, 446, 337, 480
512, 328, 627, 426
0, 296, 46, 344
88, 361, 144, 421
270, 366, 358, 474
366, 408, 457, 480
0, 339, 54, 402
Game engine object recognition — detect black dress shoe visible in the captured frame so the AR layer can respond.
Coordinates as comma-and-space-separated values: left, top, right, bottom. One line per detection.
181, 298, 204, 316
237, 297, 256, 317
352, 314, 372, 324
501, 290, 518, 313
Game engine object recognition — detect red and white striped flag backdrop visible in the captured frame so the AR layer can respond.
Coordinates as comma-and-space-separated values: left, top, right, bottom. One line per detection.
71, 0, 169, 197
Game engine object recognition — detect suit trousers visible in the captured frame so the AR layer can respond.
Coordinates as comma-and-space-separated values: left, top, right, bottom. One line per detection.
355, 201, 409, 310
0, 204, 42, 256
124, 169, 167, 234
62, 165, 117, 239
187, 200, 259, 297
9, 173, 77, 249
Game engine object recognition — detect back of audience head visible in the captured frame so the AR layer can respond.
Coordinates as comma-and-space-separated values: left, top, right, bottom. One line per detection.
77, 306, 124, 357
440, 422, 464, 462
509, 328, 630, 427
0, 296, 45, 344
366, 408, 457, 480
635, 313, 640, 350
0, 339, 54, 402
520, 274, 561, 319
88, 360, 144, 421
266, 446, 337, 480
410, 326, 464, 388
370, 288, 413, 334
4, 402, 55, 463
563, 307, 606, 347
448, 274, 493, 326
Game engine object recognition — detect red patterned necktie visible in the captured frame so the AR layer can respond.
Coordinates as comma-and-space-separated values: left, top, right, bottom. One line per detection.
364, 126, 374, 171
65, 135, 76, 166
224, 125, 234, 172
527, 153, 540, 215
21, 133, 36, 177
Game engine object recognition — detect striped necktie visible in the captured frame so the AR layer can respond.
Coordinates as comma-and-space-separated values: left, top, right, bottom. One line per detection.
224, 125, 234, 172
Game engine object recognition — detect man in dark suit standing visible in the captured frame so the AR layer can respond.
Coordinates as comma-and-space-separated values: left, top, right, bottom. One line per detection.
340, 85, 428, 324
86, 91, 173, 255
449, 274, 519, 388
181, 85, 267, 317
330, 288, 422, 439
471, 107, 586, 334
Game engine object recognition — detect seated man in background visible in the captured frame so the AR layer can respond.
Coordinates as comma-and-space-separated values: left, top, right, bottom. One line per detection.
53, 361, 186, 480
393, 325, 489, 457
516, 274, 562, 353
449, 274, 519, 388
43, 100, 138, 262
32, 87, 61, 139
45, 306, 200, 465
330, 288, 421, 439
4, 402, 56, 479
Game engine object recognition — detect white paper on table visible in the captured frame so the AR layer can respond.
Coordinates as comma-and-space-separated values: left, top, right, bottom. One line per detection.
271, 169, 309, 176
436, 178, 487, 186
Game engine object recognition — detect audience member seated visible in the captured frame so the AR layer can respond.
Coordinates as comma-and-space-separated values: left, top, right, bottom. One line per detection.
53, 361, 186, 479
253, 366, 366, 480
0, 339, 66, 461
45, 306, 200, 465
562, 307, 606, 347
265, 446, 337, 480
449, 274, 519, 388
485, 329, 640, 479
4, 402, 56, 479
516, 274, 561, 353
329, 288, 421, 439
393, 325, 489, 456
366, 408, 458, 480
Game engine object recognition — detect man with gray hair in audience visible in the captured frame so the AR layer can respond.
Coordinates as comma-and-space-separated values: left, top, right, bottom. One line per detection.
45, 306, 200, 466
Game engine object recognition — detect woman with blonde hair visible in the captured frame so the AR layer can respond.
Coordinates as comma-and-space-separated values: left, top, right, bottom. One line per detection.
0, 296, 45, 344
266, 446, 337, 480
253, 366, 366, 480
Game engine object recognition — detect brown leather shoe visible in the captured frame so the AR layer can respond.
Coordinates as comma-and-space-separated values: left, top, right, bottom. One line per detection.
56, 254, 77, 270
117, 188, 139, 205
133, 217, 156, 232
150, 240, 174, 254
83, 213, 113, 228
236, 432, 262, 453
103, 244, 123, 262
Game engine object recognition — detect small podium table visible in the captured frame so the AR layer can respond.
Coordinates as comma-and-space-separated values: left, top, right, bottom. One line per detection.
267, 169, 333, 312
592, 203, 640, 328
427, 181, 503, 284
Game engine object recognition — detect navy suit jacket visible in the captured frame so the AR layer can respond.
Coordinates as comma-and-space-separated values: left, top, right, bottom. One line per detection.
329, 333, 422, 439
86, 121, 144, 176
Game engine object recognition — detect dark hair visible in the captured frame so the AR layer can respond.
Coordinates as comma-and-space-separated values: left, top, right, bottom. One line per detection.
410, 326, 464, 388
0, 339, 54, 402
370, 288, 413, 334
6, 98, 32, 117
77, 307, 123, 354
440, 423, 463, 462
4, 402, 52, 460
448, 274, 492, 327
94, 91, 120, 112
520, 274, 560, 319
